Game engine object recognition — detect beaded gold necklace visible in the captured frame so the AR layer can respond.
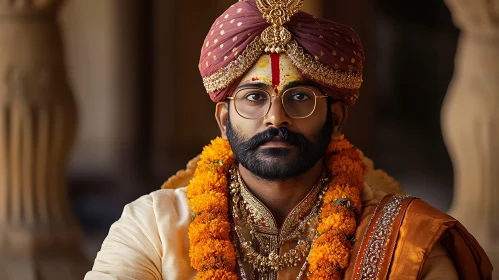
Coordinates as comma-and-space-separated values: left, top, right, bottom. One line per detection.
229, 166, 329, 277
186, 136, 366, 279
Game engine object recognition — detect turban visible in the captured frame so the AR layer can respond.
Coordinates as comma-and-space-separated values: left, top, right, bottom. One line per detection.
199, 0, 365, 106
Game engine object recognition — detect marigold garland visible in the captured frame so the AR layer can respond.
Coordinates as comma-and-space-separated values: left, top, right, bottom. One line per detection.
307, 233, 352, 271
189, 191, 229, 216
195, 270, 239, 280
307, 135, 367, 279
188, 216, 231, 245
187, 138, 237, 279
187, 135, 366, 279
190, 239, 237, 271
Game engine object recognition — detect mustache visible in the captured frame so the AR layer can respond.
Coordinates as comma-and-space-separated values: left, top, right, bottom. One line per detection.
240, 127, 308, 151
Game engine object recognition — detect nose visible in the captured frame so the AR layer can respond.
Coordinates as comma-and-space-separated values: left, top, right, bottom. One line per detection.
263, 95, 292, 128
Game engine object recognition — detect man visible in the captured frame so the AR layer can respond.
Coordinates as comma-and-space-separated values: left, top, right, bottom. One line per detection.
85, 0, 492, 279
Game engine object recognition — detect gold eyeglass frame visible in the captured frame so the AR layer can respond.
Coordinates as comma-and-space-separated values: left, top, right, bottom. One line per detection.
226, 86, 329, 119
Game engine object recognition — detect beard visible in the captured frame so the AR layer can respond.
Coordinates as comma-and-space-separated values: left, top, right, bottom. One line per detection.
226, 109, 334, 181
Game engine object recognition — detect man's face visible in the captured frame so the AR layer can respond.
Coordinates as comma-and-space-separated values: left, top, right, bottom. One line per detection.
224, 53, 334, 181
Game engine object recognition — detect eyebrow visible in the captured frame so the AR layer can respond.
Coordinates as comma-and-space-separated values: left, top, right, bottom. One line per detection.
235, 80, 315, 92
235, 82, 270, 91
281, 80, 314, 91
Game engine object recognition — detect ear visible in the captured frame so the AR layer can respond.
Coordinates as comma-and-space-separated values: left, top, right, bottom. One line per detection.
330, 100, 348, 140
215, 102, 229, 139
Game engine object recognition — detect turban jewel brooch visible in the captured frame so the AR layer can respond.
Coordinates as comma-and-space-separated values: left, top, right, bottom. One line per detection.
256, 0, 304, 53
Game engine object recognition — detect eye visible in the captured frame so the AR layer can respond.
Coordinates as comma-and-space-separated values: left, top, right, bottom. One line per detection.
245, 91, 267, 102
290, 92, 311, 101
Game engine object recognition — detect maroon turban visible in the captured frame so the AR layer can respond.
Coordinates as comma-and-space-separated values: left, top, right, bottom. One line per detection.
199, 0, 365, 106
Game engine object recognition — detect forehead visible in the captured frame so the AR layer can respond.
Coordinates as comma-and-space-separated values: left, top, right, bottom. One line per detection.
237, 53, 304, 90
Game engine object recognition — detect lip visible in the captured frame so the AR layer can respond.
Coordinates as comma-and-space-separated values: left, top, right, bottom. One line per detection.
259, 137, 293, 148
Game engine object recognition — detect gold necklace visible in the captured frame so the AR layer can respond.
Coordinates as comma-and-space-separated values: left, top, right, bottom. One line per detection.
229, 166, 329, 273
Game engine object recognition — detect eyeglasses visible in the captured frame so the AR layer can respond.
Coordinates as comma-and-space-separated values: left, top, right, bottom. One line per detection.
226, 86, 328, 119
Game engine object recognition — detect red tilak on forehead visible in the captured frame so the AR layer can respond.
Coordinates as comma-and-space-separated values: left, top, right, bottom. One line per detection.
270, 53, 280, 88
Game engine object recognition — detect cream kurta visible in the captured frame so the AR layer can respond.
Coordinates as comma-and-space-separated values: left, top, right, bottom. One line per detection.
84, 184, 458, 280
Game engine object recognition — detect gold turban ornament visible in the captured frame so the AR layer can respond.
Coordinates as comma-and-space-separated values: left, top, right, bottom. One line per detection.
256, 0, 304, 53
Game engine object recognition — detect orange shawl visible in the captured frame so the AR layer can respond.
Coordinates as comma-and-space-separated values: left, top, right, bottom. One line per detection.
346, 195, 493, 279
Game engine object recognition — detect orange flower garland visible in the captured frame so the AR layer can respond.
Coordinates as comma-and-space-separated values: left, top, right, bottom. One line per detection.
187, 137, 238, 279
187, 136, 366, 279
307, 135, 367, 279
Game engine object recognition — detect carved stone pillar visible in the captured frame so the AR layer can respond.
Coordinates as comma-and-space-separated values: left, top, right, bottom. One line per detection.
442, 0, 499, 275
0, 0, 89, 279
